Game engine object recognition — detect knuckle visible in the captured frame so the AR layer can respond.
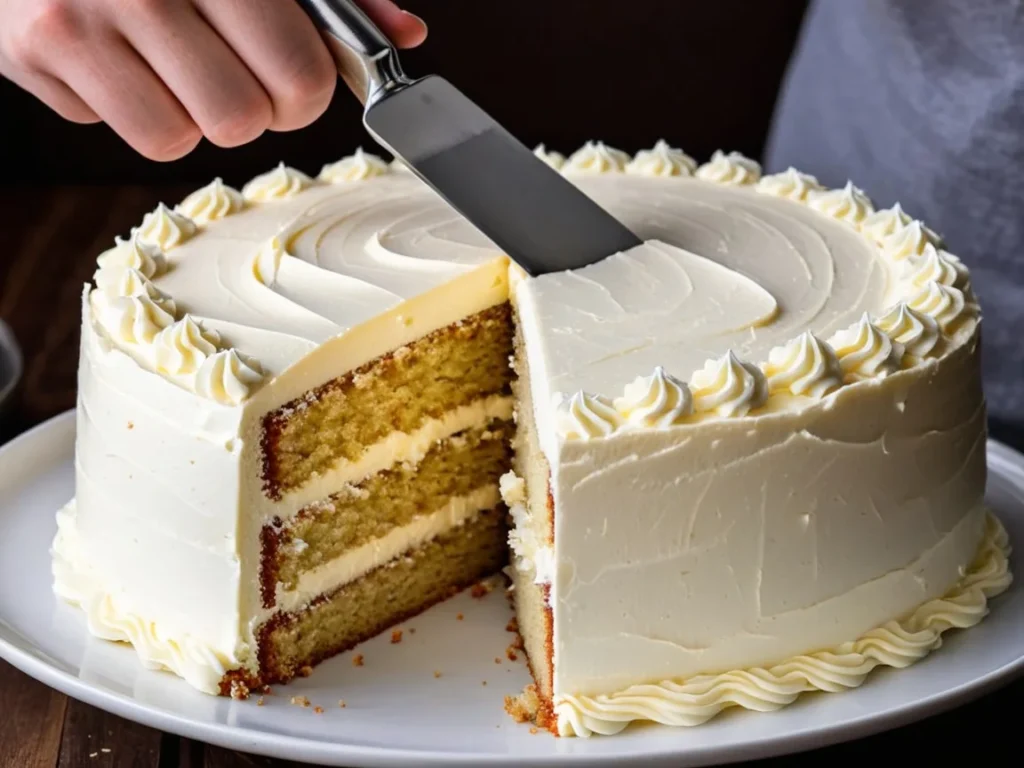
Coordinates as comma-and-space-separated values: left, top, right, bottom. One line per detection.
205, 99, 272, 147
5, 0, 82, 66
140, 123, 202, 161
272, 52, 336, 125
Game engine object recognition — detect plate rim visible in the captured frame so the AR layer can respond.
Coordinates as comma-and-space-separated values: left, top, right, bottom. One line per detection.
0, 409, 1022, 767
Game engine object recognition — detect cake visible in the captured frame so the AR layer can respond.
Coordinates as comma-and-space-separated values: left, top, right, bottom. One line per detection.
52, 140, 1012, 736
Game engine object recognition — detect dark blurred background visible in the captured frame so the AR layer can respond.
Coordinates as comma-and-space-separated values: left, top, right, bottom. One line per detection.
0, 0, 810, 183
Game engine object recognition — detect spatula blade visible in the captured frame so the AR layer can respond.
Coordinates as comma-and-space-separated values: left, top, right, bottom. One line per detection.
364, 76, 642, 276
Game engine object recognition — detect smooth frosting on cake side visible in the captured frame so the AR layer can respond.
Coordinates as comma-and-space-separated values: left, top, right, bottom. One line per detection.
51, 142, 1005, 724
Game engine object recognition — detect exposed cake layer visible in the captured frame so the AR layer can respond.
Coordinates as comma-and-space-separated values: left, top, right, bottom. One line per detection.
263, 419, 513, 601
262, 303, 513, 498
250, 507, 507, 687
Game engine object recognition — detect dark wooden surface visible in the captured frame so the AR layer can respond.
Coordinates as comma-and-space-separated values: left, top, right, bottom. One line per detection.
1, 185, 1020, 766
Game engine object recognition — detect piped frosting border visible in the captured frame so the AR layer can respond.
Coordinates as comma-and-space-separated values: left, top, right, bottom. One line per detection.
553, 511, 1012, 737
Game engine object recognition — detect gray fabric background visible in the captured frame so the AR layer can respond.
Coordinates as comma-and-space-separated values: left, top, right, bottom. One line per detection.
766, 0, 1024, 446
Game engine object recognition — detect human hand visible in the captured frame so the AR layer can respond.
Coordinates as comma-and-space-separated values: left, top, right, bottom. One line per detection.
0, 0, 427, 160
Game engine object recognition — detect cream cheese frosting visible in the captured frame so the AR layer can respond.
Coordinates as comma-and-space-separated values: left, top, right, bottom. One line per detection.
53, 142, 998, 732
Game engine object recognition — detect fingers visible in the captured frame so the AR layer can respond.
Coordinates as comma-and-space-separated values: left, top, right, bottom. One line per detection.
118, 1, 272, 148
0, 59, 99, 124
356, 0, 428, 49
195, 0, 336, 134
49, 32, 201, 161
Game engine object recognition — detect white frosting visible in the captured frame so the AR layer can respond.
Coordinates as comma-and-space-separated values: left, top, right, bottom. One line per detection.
319, 148, 389, 183
827, 313, 904, 382
695, 150, 761, 185
689, 352, 767, 418
555, 511, 1011, 736
96, 234, 167, 279
902, 243, 970, 291
532, 144, 566, 170
563, 141, 630, 173
614, 367, 693, 427
57, 149, 992, 720
137, 203, 197, 250
626, 140, 696, 177
756, 167, 823, 201
242, 162, 314, 202
876, 302, 943, 361
176, 178, 245, 225
807, 181, 874, 226
762, 331, 844, 398
555, 392, 623, 440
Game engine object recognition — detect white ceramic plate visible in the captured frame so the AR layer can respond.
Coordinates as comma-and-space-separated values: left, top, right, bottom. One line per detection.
0, 411, 1022, 768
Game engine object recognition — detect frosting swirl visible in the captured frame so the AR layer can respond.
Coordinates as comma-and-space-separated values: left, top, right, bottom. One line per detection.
175, 178, 244, 225
242, 162, 314, 202
755, 167, 823, 201
98, 294, 176, 345
555, 391, 623, 440
875, 302, 942, 360
907, 282, 976, 332
827, 314, 904, 382
626, 140, 697, 177
194, 349, 264, 405
137, 203, 197, 250
902, 243, 970, 291
695, 150, 761, 186
563, 141, 630, 174
880, 220, 932, 263
251, 235, 286, 286
94, 266, 176, 315
763, 331, 844, 398
860, 203, 913, 244
318, 148, 389, 183
807, 181, 874, 226
690, 351, 768, 417
533, 144, 566, 170
153, 315, 221, 375
96, 234, 167, 279
614, 366, 693, 428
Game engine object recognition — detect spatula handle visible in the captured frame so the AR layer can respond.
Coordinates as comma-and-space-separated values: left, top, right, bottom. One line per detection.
297, 0, 412, 107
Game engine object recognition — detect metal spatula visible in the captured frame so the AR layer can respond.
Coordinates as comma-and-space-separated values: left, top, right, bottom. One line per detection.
298, 0, 642, 276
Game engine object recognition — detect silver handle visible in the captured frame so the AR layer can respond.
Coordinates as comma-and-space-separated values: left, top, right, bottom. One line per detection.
297, 0, 412, 107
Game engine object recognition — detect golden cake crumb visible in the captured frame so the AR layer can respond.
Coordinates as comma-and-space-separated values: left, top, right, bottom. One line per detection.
456, 612, 464, 621
127, 421, 134, 430
506, 618, 518, 633
471, 582, 490, 599
314, 706, 324, 714
261, 685, 273, 695
290, 696, 311, 708
338, 699, 347, 708
530, 727, 538, 735
256, 697, 265, 707
494, 657, 501, 664
391, 629, 403, 644
229, 680, 250, 700
503, 684, 542, 724
298, 665, 313, 678
353, 654, 364, 667
433, 670, 442, 678
506, 645, 519, 661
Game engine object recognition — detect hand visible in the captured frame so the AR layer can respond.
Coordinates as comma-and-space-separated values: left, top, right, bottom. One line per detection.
0, 0, 427, 160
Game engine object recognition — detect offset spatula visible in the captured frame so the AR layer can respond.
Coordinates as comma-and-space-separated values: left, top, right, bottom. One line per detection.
298, 0, 642, 276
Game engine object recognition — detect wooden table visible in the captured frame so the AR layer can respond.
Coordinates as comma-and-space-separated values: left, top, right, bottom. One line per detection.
1, 186, 1019, 767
